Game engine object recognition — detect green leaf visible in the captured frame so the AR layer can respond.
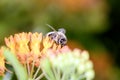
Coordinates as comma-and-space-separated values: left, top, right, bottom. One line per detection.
3, 47, 28, 80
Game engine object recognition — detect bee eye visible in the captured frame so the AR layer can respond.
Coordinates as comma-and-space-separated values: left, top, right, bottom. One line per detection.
59, 38, 67, 46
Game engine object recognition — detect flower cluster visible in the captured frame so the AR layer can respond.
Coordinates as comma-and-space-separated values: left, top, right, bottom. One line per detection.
4, 32, 61, 66
0, 32, 61, 76
41, 46, 95, 80
0, 48, 5, 76
0, 32, 95, 80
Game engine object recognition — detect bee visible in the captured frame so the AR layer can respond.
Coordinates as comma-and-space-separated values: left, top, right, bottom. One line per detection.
46, 24, 67, 46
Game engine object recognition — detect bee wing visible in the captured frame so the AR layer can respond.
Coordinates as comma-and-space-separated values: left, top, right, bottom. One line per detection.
58, 28, 66, 34
57, 32, 67, 39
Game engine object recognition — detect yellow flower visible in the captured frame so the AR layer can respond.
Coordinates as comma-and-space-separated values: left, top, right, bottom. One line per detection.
42, 36, 54, 53
14, 32, 30, 55
4, 32, 61, 66
3, 32, 63, 79
5, 35, 16, 54
30, 32, 42, 56
0, 47, 5, 76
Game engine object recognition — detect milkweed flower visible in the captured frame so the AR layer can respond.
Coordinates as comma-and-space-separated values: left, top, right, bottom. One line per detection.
0, 47, 5, 76
4, 32, 60, 66
4, 32, 62, 79
40, 46, 95, 80
2, 32, 95, 80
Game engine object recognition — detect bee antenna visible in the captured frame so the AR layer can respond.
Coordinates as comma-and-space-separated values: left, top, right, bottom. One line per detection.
46, 24, 56, 31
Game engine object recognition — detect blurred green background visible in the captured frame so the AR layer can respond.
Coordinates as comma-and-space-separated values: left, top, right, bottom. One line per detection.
0, 0, 120, 80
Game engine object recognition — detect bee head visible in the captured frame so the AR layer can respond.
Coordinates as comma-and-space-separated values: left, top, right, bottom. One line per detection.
58, 37, 67, 46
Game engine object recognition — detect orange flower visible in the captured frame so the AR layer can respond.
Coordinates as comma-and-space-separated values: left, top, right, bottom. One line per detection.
14, 32, 30, 55
5, 35, 16, 54
5, 32, 61, 66
30, 32, 42, 56
42, 36, 54, 53
0, 47, 5, 76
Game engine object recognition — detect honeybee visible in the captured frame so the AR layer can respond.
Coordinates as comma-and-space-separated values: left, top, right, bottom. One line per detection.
46, 24, 67, 46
